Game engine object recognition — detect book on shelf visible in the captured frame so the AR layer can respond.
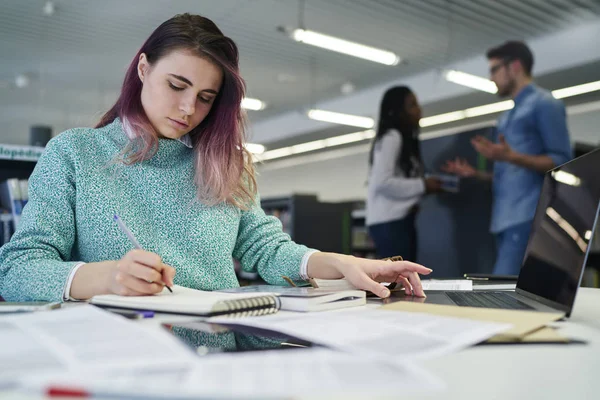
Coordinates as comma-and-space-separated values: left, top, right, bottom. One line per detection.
0, 178, 24, 228
0, 213, 12, 245
19, 179, 28, 207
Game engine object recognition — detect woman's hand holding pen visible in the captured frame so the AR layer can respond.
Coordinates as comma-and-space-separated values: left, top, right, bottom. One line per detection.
107, 249, 175, 296
306, 252, 432, 298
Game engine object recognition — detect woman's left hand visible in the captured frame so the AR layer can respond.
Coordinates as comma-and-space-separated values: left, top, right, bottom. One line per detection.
307, 252, 432, 299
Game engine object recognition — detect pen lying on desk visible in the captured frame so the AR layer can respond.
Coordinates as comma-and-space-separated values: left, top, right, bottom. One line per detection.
113, 214, 173, 293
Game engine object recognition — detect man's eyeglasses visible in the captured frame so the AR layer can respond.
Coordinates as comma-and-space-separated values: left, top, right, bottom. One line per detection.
489, 59, 513, 75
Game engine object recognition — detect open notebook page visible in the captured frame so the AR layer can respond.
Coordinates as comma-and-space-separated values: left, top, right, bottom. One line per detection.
90, 285, 275, 315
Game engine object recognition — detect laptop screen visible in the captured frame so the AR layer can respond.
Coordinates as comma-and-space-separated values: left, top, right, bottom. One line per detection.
517, 149, 600, 313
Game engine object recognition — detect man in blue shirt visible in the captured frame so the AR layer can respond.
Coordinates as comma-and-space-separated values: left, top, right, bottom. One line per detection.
444, 41, 572, 275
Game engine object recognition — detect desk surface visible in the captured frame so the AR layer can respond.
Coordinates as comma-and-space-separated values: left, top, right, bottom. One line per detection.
4, 288, 599, 399
140, 287, 600, 400
414, 287, 600, 400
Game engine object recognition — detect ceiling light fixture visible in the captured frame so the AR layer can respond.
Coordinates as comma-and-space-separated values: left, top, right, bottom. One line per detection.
244, 143, 265, 155
463, 100, 514, 118
551, 80, 600, 99
307, 109, 374, 128
444, 70, 498, 94
340, 82, 356, 95
256, 129, 374, 162
257, 79, 600, 163
43, 1, 55, 16
15, 74, 30, 88
241, 97, 266, 111
421, 80, 600, 128
291, 29, 400, 66
419, 111, 467, 128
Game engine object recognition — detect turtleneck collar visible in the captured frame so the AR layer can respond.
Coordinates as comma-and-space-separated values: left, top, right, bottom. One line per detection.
121, 118, 193, 148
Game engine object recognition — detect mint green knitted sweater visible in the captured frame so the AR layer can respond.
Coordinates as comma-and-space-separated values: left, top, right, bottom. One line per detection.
0, 119, 311, 301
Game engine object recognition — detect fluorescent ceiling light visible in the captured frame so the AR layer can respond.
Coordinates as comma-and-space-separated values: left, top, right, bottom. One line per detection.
463, 100, 514, 118
552, 80, 600, 99
244, 143, 265, 155
444, 70, 498, 94
292, 29, 400, 66
420, 111, 466, 128
241, 97, 266, 111
260, 79, 600, 162
259, 147, 293, 161
324, 130, 375, 146
551, 170, 581, 187
308, 109, 375, 128
256, 129, 374, 162
290, 140, 326, 153
421, 79, 600, 128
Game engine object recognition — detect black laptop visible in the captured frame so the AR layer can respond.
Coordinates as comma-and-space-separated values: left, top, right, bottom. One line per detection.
418, 148, 600, 317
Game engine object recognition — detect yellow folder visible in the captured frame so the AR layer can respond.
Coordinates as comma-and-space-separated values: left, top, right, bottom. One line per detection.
381, 301, 566, 342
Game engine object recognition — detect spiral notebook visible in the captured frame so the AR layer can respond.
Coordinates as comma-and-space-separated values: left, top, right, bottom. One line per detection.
90, 285, 280, 317
219, 286, 366, 312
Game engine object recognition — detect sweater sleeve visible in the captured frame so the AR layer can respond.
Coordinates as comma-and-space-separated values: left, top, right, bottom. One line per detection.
232, 194, 314, 286
370, 131, 425, 199
0, 134, 83, 302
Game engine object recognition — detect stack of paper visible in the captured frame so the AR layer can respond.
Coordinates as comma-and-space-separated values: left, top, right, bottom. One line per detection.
5, 306, 444, 399
310, 278, 474, 292
418, 280, 473, 291
20, 349, 444, 399
210, 308, 511, 362
380, 301, 565, 343
0, 305, 198, 389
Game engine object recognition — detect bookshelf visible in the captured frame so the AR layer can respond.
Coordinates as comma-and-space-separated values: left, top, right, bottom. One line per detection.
237, 194, 354, 284
0, 144, 42, 245
0, 144, 42, 181
349, 207, 377, 259
260, 194, 352, 254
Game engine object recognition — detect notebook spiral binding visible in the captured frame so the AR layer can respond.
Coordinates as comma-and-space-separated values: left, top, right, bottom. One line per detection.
221, 295, 281, 318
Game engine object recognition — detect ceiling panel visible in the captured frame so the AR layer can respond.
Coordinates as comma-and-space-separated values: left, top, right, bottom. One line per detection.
1, 0, 599, 143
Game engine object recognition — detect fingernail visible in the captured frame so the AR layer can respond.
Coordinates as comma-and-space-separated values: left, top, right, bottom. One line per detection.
381, 288, 390, 298
428, 268, 433, 272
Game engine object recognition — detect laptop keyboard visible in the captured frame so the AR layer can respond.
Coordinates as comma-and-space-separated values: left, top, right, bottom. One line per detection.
446, 292, 534, 310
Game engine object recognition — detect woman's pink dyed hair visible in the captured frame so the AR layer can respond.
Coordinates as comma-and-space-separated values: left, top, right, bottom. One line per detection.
96, 13, 256, 209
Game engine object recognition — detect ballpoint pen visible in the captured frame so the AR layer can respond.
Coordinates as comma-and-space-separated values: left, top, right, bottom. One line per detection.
113, 214, 173, 293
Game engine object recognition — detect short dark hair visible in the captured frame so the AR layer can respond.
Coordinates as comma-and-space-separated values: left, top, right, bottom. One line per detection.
486, 41, 534, 76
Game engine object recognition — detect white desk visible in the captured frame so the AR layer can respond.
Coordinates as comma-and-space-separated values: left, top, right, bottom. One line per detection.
96, 287, 600, 400
3, 288, 599, 399
413, 287, 600, 400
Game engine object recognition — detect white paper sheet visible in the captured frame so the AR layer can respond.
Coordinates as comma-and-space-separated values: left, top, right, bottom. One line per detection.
210, 308, 511, 363
20, 348, 444, 399
420, 279, 473, 291
0, 305, 198, 388
473, 283, 516, 291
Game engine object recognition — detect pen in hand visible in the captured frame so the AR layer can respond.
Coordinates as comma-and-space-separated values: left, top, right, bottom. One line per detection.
113, 214, 173, 293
